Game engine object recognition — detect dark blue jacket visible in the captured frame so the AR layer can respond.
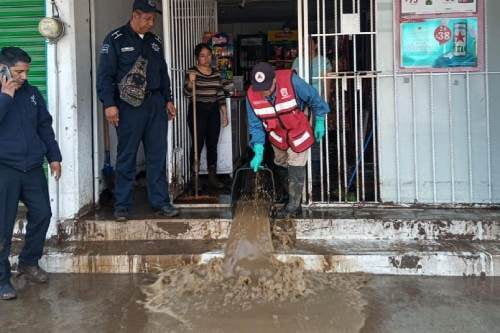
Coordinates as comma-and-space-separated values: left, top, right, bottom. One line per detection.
0, 82, 62, 172
97, 22, 172, 108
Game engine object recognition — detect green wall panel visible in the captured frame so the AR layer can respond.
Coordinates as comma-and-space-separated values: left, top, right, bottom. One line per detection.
0, 0, 46, 97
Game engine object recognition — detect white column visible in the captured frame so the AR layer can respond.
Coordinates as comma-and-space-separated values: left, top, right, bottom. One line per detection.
46, 0, 93, 236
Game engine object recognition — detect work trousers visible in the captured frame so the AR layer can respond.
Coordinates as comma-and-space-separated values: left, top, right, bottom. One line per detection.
0, 164, 51, 284
115, 93, 170, 211
271, 145, 310, 167
187, 101, 221, 170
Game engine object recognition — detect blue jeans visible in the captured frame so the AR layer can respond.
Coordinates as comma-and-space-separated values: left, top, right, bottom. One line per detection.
0, 164, 51, 284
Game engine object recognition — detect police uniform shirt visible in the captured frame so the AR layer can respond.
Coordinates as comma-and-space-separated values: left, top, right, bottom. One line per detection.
97, 23, 172, 109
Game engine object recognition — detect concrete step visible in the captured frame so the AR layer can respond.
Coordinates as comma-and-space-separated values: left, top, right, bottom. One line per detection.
65, 218, 232, 242
9, 239, 500, 276
295, 207, 499, 241
296, 218, 500, 241
55, 208, 500, 242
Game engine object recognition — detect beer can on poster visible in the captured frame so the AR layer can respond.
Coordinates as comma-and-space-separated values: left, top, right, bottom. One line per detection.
453, 22, 467, 57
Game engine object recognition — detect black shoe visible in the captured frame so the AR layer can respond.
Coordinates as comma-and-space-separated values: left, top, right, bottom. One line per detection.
0, 282, 17, 300
17, 264, 49, 284
154, 204, 179, 217
114, 209, 129, 222
208, 166, 224, 190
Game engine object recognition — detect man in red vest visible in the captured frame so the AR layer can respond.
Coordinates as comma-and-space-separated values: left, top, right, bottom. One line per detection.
246, 62, 330, 218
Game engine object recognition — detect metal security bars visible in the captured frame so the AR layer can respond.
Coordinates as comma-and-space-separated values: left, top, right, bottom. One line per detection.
162, 0, 217, 197
375, 0, 498, 204
298, 0, 379, 204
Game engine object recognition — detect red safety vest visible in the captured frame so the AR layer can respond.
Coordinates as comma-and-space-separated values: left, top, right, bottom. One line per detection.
247, 70, 314, 153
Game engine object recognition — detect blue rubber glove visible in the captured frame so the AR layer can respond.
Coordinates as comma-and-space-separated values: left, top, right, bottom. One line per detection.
250, 144, 264, 172
314, 116, 325, 142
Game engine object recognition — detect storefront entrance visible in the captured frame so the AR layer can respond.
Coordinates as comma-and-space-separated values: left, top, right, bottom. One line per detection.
161, 0, 380, 205
89, 0, 498, 210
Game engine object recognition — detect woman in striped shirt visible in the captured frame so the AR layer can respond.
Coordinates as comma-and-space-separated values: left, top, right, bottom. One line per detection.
183, 43, 232, 190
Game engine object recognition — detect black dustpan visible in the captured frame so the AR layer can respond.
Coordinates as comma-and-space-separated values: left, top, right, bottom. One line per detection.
230, 166, 276, 207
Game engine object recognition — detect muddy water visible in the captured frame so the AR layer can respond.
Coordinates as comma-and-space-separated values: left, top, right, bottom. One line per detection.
271, 218, 297, 250
142, 259, 368, 332
142, 192, 368, 331
222, 199, 275, 279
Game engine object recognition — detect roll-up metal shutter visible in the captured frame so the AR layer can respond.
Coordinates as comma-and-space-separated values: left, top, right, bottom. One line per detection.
0, 0, 47, 97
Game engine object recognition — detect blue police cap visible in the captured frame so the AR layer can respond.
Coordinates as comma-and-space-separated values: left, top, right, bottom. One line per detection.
133, 0, 162, 14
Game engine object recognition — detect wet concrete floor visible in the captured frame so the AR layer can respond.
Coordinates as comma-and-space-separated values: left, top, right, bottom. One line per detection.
1, 274, 499, 333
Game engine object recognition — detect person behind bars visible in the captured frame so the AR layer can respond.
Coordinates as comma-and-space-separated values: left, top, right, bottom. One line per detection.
246, 62, 330, 218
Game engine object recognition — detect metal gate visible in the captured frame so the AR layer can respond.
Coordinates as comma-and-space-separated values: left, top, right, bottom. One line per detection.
162, 0, 217, 197
297, 0, 379, 204
377, 0, 498, 204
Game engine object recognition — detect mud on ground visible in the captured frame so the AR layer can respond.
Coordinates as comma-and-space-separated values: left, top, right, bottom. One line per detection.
141, 199, 369, 332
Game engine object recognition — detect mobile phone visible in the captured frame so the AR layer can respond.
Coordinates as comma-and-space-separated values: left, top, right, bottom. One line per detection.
0, 65, 12, 81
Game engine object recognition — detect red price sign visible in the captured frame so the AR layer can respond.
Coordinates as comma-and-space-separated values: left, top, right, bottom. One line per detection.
434, 25, 452, 45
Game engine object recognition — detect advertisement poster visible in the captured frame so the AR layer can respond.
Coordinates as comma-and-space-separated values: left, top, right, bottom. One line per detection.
267, 30, 298, 70
401, 17, 478, 69
402, 0, 477, 15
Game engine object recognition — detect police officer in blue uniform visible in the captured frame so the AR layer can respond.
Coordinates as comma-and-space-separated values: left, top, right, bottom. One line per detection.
97, 0, 179, 221
0, 47, 62, 300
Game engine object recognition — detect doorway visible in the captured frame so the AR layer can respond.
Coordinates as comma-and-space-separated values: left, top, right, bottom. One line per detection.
89, 0, 380, 210
299, 0, 379, 204
162, 0, 379, 205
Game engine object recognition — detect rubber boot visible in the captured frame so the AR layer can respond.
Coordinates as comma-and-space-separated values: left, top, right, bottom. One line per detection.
275, 166, 305, 219
208, 166, 224, 190
274, 166, 289, 204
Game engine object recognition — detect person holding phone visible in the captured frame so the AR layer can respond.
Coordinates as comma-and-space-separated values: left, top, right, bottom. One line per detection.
0, 47, 62, 300
0, 65, 12, 81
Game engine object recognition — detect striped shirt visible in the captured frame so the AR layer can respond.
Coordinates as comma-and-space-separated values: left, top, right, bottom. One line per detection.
183, 66, 233, 105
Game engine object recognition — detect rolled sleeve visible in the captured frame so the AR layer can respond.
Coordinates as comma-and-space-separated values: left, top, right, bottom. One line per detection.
246, 98, 266, 148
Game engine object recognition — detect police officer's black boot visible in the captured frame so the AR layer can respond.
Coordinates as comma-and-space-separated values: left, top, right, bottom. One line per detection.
275, 166, 305, 219
274, 166, 289, 204
208, 166, 224, 190
0, 282, 16, 300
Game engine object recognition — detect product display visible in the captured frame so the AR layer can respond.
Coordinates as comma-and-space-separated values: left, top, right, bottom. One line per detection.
210, 32, 234, 81
267, 30, 298, 70
236, 34, 267, 88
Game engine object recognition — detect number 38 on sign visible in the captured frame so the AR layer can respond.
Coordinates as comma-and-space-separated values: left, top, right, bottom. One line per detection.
434, 25, 452, 45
